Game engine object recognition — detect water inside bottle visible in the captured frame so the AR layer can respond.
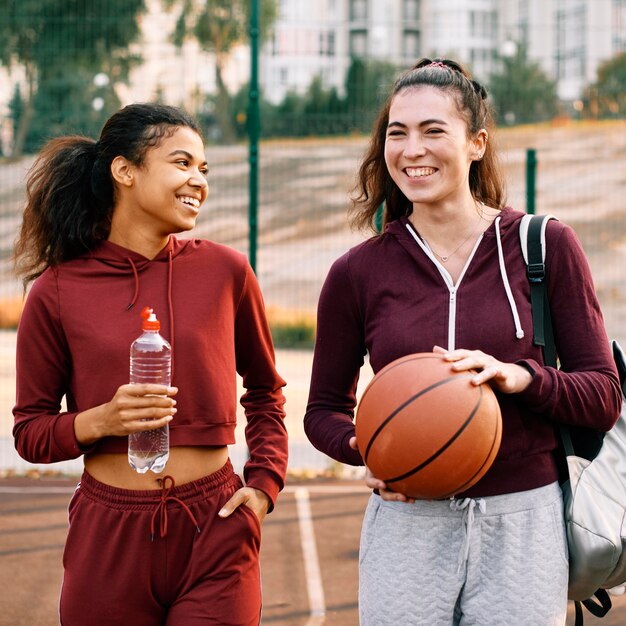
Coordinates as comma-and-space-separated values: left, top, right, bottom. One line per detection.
128, 424, 169, 473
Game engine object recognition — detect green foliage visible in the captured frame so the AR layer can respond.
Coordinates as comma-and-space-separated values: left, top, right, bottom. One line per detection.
162, 0, 279, 143
586, 52, 626, 118
0, 0, 146, 155
221, 57, 400, 140
269, 320, 316, 350
488, 44, 559, 125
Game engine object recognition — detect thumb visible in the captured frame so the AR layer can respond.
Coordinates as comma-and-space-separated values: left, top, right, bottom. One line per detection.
218, 491, 246, 518
349, 436, 358, 450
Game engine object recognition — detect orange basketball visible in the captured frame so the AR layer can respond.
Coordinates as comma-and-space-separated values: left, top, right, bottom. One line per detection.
355, 352, 502, 499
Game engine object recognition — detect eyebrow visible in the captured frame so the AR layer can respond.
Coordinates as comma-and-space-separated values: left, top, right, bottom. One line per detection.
167, 149, 208, 166
387, 118, 448, 129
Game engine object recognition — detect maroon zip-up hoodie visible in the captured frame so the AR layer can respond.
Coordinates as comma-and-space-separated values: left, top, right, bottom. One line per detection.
304, 207, 621, 497
13, 236, 288, 507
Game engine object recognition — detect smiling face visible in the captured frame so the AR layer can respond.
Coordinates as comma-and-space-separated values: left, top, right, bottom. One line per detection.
114, 126, 209, 239
384, 86, 486, 211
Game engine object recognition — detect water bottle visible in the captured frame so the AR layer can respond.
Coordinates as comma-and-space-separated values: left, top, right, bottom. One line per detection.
128, 306, 171, 474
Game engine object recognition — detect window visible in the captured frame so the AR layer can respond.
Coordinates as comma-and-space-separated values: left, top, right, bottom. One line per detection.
350, 30, 368, 57
403, 0, 420, 22
470, 10, 497, 39
403, 30, 421, 59
319, 31, 336, 56
350, 0, 367, 21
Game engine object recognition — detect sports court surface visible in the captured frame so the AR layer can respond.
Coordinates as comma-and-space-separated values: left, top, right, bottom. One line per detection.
1, 475, 626, 626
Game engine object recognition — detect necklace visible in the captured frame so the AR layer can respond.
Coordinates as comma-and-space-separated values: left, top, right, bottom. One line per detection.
419, 209, 484, 263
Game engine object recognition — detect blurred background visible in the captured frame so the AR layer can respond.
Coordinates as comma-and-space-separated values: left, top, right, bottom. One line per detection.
1, 0, 626, 476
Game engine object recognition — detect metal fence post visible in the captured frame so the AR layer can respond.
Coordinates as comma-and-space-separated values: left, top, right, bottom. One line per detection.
526, 148, 537, 215
375, 204, 384, 233
248, 0, 260, 272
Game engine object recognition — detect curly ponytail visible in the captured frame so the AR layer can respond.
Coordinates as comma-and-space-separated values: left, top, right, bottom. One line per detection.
14, 102, 202, 284
14, 137, 110, 284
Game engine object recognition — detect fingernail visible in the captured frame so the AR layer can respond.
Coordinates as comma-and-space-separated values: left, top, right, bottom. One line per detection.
218, 508, 228, 517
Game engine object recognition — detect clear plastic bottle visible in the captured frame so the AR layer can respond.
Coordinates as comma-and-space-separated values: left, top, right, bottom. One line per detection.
128, 306, 171, 474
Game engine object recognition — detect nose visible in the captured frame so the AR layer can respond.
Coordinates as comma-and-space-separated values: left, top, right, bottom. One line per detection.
404, 133, 426, 158
190, 168, 208, 191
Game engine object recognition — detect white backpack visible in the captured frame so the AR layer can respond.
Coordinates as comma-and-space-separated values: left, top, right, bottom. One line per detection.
521, 213, 626, 625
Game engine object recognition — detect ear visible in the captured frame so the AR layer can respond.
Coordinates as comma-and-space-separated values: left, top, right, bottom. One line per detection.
110, 156, 135, 187
471, 129, 488, 161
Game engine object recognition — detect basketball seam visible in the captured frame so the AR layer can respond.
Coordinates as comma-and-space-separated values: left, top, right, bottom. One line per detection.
362, 373, 476, 464
359, 355, 443, 409
437, 406, 502, 499
382, 385, 483, 484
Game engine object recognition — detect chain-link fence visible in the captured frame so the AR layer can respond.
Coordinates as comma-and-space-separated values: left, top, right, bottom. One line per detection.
1, 2, 625, 475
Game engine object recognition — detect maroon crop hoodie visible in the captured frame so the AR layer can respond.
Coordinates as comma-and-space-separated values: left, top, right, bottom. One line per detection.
304, 207, 622, 497
13, 236, 288, 507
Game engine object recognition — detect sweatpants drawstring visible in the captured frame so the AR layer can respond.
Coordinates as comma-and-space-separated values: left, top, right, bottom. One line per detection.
150, 475, 201, 541
450, 497, 486, 572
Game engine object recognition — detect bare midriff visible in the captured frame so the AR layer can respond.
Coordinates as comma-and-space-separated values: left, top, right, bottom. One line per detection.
84, 446, 230, 490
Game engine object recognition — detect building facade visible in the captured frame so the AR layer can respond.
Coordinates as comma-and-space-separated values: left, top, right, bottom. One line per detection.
260, 0, 626, 104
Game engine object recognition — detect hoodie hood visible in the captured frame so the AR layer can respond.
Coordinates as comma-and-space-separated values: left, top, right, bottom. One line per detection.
81, 235, 197, 379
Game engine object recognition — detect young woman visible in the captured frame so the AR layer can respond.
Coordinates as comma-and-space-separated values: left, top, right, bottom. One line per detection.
13, 102, 288, 625
304, 58, 622, 625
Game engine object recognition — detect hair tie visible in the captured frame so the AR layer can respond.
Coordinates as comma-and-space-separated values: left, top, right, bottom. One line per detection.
427, 61, 448, 69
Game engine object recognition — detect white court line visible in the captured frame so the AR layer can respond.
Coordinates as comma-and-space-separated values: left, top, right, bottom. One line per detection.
295, 486, 326, 624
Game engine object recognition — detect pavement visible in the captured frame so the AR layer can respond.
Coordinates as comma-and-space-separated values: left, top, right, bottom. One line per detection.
2, 476, 626, 626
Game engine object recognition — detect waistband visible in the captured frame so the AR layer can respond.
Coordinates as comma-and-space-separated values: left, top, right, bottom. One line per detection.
377, 481, 562, 518
78, 459, 238, 511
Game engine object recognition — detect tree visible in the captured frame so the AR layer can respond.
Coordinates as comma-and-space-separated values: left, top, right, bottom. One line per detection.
344, 58, 397, 132
162, 0, 278, 144
586, 52, 626, 118
0, 0, 146, 156
488, 44, 559, 126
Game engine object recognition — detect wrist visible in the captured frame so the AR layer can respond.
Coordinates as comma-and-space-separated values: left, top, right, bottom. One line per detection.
74, 406, 103, 445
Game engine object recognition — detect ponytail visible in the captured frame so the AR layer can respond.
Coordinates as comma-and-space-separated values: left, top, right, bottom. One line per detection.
14, 102, 204, 285
14, 136, 113, 284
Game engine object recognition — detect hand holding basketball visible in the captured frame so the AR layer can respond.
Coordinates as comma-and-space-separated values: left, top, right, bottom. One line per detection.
349, 436, 414, 502
434, 345, 533, 393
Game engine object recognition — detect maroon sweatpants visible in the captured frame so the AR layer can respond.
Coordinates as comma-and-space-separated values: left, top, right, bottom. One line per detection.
59, 460, 261, 625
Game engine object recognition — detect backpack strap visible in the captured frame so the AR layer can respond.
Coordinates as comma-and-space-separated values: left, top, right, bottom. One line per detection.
519, 214, 558, 366
521, 213, 613, 626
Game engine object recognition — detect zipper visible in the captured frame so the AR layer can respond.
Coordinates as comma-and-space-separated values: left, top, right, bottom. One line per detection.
405, 223, 483, 351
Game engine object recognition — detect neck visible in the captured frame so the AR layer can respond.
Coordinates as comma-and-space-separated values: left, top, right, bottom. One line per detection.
107, 222, 170, 260
408, 201, 498, 264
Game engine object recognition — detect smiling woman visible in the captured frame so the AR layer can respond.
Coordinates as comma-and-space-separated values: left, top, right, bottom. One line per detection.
12, 103, 287, 625
304, 58, 621, 626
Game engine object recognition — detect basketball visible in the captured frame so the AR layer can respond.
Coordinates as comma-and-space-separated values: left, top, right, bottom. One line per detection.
355, 352, 502, 499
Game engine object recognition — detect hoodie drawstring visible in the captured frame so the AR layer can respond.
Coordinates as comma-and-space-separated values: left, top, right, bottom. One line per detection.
125, 245, 176, 380
167, 249, 175, 380
150, 475, 201, 541
494, 216, 525, 340
126, 257, 140, 310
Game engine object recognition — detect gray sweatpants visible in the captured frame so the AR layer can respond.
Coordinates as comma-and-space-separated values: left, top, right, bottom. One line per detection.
359, 482, 568, 626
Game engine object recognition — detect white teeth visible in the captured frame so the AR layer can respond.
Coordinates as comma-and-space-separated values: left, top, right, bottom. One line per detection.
406, 167, 436, 178
179, 196, 200, 208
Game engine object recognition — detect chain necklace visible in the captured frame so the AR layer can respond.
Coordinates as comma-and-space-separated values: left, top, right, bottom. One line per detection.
419, 209, 484, 263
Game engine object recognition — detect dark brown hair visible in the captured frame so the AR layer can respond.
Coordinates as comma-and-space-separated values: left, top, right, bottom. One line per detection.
350, 58, 506, 232
14, 103, 203, 284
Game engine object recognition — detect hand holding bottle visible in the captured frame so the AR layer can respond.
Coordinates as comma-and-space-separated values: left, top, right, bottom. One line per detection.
73, 384, 177, 443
